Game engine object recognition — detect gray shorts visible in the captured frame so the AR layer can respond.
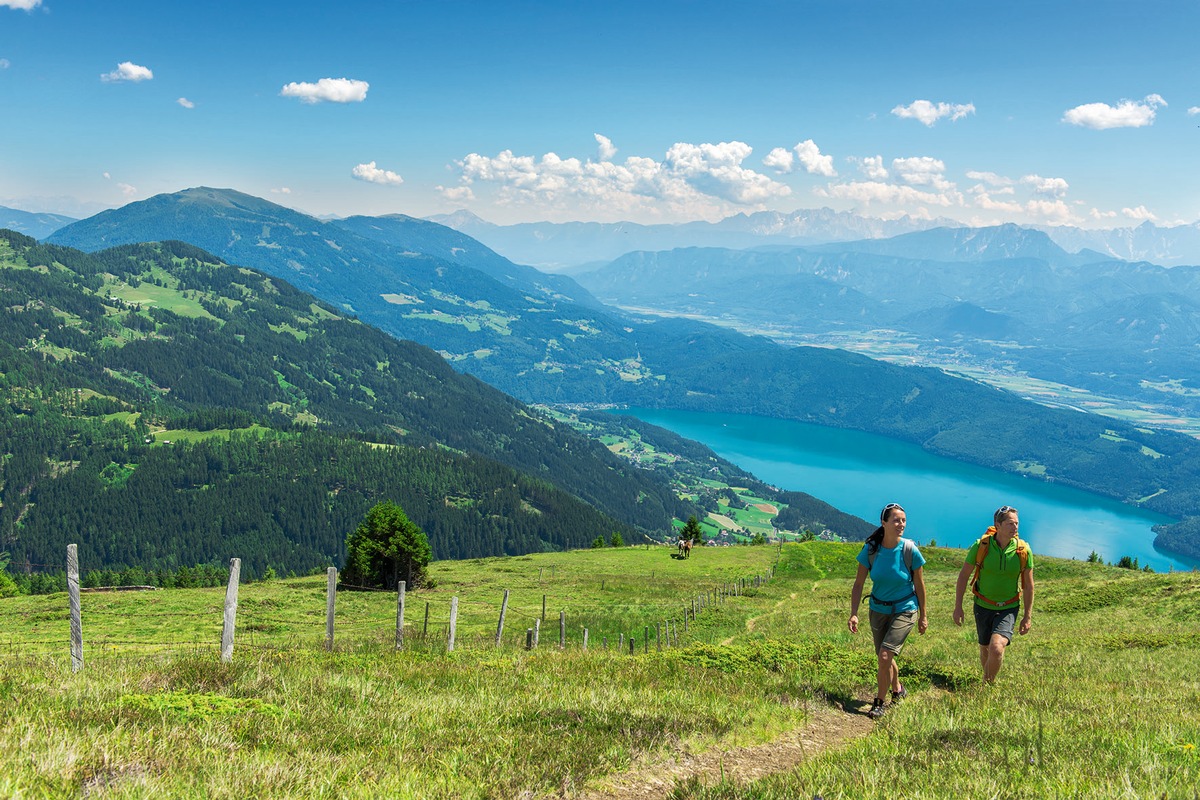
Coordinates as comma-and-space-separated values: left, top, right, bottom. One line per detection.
869, 609, 917, 655
974, 604, 1017, 645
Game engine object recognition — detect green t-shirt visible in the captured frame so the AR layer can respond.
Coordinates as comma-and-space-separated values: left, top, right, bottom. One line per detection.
965, 535, 1035, 610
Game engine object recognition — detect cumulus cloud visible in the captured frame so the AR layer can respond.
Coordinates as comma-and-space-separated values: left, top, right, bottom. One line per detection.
763, 147, 794, 173
0, 0, 42, 9
177, 97, 195, 109
1021, 174, 1069, 197
351, 161, 404, 186
280, 77, 369, 104
793, 139, 836, 176
1090, 208, 1119, 220
101, 62, 153, 83
449, 138, 790, 220
1122, 205, 1157, 221
594, 133, 617, 161
854, 156, 888, 180
270, 187, 291, 195
1189, 106, 1200, 116
892, 156, 953, 190
891, 100, 975, 126
438, 185, 476, 202
1062, 94, 1165, 129
117, 183, 137, 197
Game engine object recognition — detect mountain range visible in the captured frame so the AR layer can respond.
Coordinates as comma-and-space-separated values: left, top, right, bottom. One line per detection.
0, 205, 77, 241
573, 228, 1200, 423
427, 208, 1200, 271
0, 231, 701, 575
35, 187, 1200, 561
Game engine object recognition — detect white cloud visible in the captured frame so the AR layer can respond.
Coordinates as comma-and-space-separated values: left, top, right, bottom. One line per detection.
438, 185, 476, 202
762, 147, 794, 173
1090, 208, 1119, 220
0, 58, 9, 69
1189, 107, 1200, 116
352, 161, 404, 186
271, 187, 291, 195
1021, 174, 1069, 197
854, 156, 888, 180
818, 180, 958, 208
965, 170, 1013, 188
0, 0, 42, 9
892, 156, 953, 190
101, 62, 153, 83
117, 183, 137, 197
103, 172, 111, 180
1122, 205, 1157, 221
891, 100, 975, 126
594, 133, 617, 161
177, 97, 195, 109
450, 138, 790, 220
1062, 94, 1165, 129
793, 139, 836, 177
280, 77, 369, 104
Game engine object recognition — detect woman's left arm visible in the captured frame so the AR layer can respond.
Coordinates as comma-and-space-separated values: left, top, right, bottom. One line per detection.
914, 566, 928, 634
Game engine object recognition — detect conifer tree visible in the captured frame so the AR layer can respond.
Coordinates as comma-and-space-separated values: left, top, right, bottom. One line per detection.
343, 501, 432, 589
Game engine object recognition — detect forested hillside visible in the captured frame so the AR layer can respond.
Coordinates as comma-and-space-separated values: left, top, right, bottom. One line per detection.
0, 231, 701, 576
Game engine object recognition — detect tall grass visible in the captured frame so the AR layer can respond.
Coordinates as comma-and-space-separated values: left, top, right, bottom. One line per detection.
2, 542, 1198, 798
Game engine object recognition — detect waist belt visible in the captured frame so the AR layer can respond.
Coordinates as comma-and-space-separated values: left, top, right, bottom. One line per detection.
869, 590, 916, 613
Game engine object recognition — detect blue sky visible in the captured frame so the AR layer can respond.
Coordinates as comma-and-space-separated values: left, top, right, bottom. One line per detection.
2, 0, 1198, 226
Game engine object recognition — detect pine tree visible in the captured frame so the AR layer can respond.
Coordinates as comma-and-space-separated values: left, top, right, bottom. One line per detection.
343, 501, 432, 590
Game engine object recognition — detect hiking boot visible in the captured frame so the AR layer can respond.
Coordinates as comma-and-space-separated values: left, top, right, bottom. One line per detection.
867, 698, 886, 719
891, 687, 907, 703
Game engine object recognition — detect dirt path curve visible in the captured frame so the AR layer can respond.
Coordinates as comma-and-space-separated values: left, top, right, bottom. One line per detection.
560, 703, 872, 800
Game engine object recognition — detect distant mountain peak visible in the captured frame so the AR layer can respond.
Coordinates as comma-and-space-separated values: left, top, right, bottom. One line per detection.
426, 209, 494, 229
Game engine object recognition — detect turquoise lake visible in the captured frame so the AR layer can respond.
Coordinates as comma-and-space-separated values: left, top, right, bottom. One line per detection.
618, 408, 1198, 573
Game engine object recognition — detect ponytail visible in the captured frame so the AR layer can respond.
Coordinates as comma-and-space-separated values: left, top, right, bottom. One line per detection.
866, 525, 885, 556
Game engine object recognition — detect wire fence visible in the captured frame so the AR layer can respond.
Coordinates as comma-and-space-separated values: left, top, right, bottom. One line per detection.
2, 545, 779, 670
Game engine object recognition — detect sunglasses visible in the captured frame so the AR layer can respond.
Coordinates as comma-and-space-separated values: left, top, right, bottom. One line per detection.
881, 502, 904, 520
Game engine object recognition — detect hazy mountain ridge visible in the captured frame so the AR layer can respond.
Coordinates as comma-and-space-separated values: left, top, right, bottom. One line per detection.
0, 205, 77, 240
428, 207, 1200, 270
575, 233, 1200, 418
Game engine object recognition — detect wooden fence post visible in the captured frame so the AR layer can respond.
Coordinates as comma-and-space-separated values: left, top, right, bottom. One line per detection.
534, 618, 541, 648
583, 629, 589, 650
619, 633, 624, 651
629, 636, 635, 655
325, 567, 336, 651
526, 628, 534, 650
395, 580, 406, 650
656, 622, 661, 652
559, 611, 566, 649
221, 557, 241, 663
495, 589, 509, 647
66, 544, 83, 673
424, 602, 430, 637
541, 594, 546, 621
448, 596, 458, 652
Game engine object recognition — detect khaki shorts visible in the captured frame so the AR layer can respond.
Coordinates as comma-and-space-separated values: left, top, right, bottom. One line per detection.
869, 609, 917, 655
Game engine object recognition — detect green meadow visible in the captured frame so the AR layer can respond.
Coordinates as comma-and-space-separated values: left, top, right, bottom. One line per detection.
2, 542, 1198, 799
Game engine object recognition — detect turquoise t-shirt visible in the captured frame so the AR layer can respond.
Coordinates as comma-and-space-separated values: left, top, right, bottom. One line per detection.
857, 539, 925, 614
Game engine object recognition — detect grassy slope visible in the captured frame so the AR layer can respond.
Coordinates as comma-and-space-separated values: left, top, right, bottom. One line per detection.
1, 543, 1198, 799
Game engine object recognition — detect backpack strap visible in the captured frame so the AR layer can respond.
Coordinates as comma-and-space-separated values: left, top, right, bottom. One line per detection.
867, 538, 919, 612
971, 529, 1025, 608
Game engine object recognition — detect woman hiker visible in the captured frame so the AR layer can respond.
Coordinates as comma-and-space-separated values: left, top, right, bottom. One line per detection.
848, 503, 928, 719
953, 505, 1035, 684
